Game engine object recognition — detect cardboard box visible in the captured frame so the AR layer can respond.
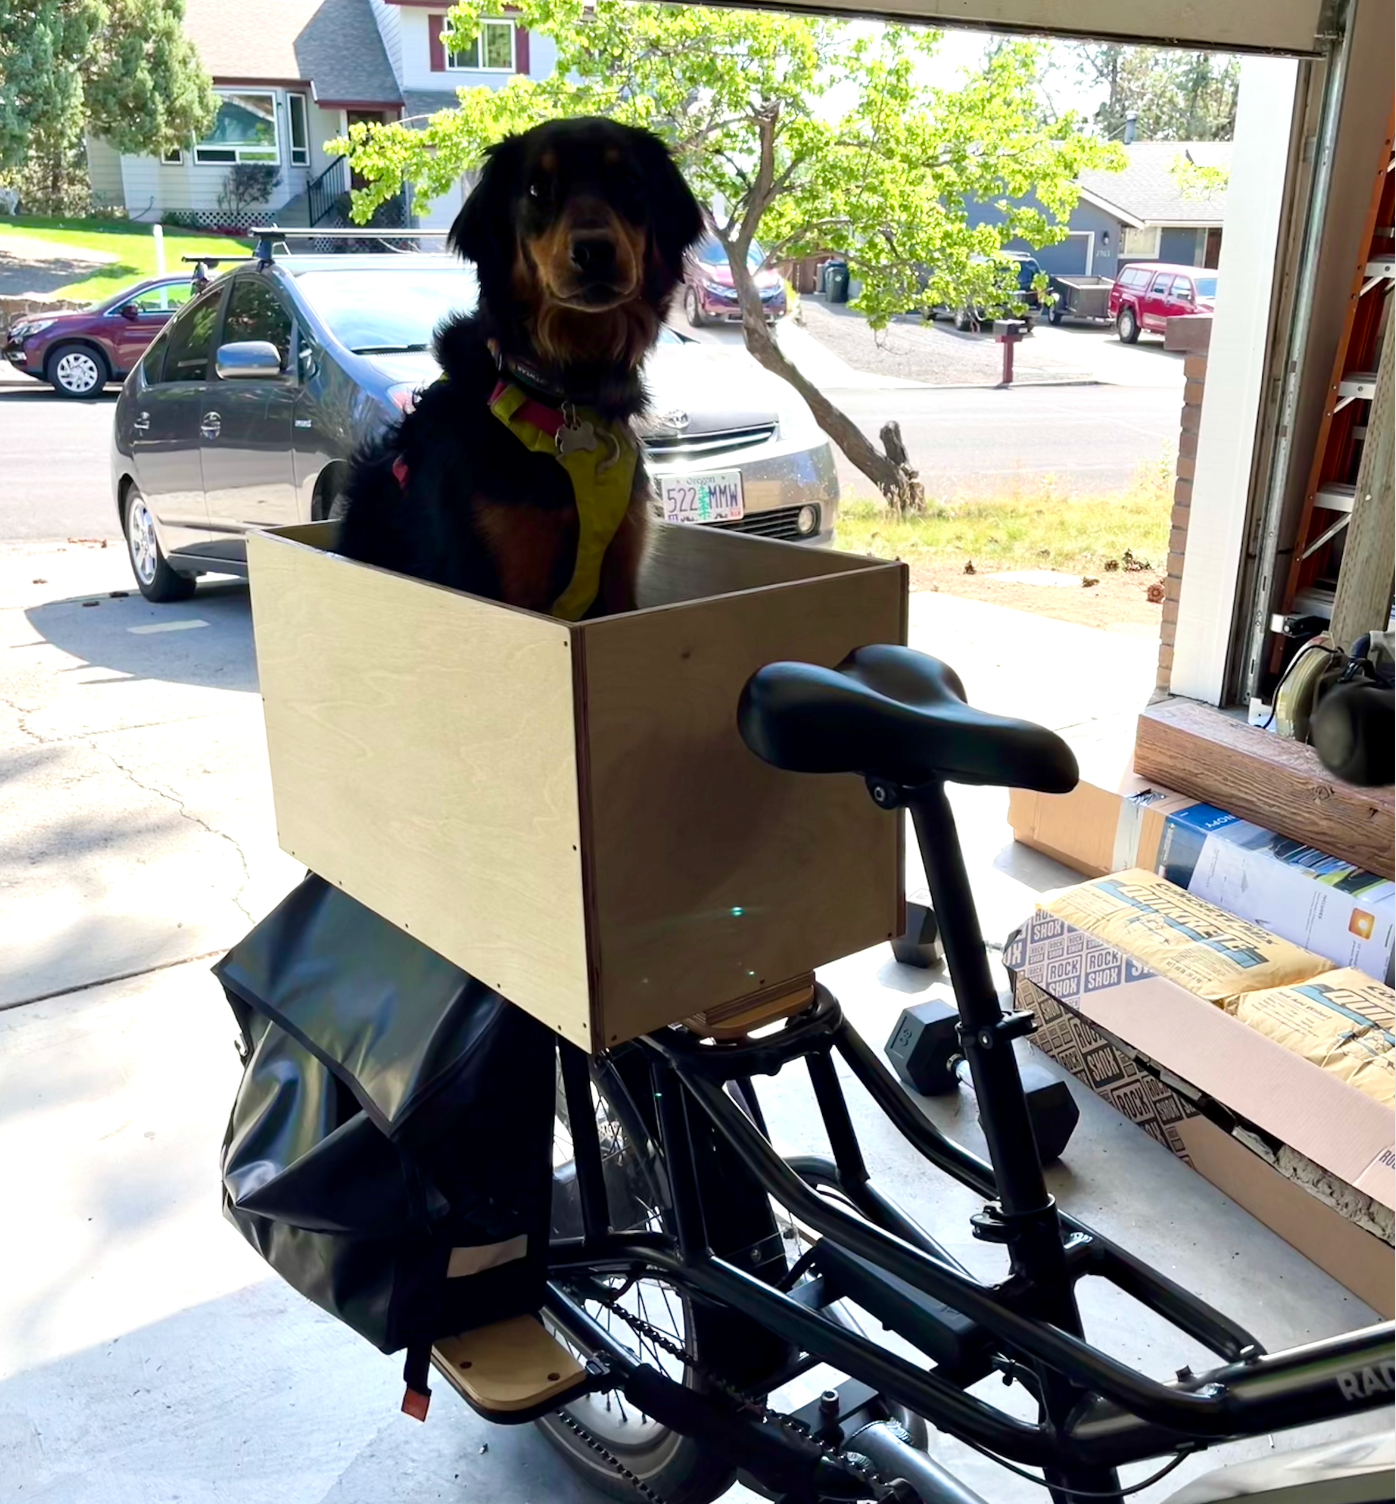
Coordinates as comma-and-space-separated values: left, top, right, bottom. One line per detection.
1017, 973, 1394, 1315
1010, 777, 1396, 983
1157, 805, 1395, 985
247, 520, 906, 1052
1009, 773, 1192, 880
1004, 905, 1393, 1210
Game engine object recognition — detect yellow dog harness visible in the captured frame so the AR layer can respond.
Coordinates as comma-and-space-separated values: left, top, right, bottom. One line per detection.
487, 379, 638, 621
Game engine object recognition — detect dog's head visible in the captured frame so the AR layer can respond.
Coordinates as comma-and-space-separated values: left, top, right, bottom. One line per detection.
449, 117, 704, 371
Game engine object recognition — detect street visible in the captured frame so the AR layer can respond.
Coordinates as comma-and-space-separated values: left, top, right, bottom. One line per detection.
0, 347, 1181, 544
0, 370, 116, 539
825, 382, 1177, 498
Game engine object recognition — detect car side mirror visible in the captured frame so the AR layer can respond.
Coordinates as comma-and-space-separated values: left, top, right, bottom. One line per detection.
215, 340, 283, 380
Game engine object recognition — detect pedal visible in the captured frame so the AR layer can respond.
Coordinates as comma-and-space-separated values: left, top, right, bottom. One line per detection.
685, 974, 816, 1041
432, 1315, 585, 1417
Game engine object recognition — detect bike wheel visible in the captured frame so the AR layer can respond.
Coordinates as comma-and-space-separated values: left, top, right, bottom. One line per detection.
538, 1061, 739, 1504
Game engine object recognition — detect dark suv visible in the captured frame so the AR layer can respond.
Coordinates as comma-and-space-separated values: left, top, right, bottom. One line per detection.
4, 274, 199, 397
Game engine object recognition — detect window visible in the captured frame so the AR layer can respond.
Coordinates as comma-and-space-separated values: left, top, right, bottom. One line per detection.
162, 289, 224, 382
443, 16, 515, 70
1194, 275, 1218, 299
220, 278, 293, 369
696, 237, 765, 272
288, 94, 310, 167
1121, 224, 1161, 259
1169, 276, 1195, 301
194, 91, 279, 165
140, 331, 168, 387
123, 281, 196, 316
293, 264, 478, 352
161, 147, 184, 165
1148, 272, 1173, 297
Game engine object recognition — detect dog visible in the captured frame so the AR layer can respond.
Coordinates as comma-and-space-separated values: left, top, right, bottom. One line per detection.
336, 118, 705, 617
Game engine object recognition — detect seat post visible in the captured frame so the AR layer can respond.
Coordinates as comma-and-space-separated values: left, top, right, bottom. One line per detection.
903, 783, 1063, 1248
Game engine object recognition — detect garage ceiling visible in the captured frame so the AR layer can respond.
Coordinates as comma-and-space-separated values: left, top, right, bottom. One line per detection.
678, 0, 1332, 55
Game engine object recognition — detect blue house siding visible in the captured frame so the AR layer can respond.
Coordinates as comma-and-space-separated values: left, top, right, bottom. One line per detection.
1158, 226, 1205, 266
968, 193, 1126, 280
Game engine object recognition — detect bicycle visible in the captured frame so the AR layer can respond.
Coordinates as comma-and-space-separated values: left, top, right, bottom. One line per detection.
425, 645, 1396, 1504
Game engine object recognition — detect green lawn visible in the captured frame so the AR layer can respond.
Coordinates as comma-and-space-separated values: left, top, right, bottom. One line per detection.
0, 216, 251, 300
835, 457, 1173, 576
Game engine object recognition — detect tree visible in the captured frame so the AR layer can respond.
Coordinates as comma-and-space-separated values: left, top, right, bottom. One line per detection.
336, 3, 1121, 508
1070, 44, 1239, 141
0, 0, 214, 211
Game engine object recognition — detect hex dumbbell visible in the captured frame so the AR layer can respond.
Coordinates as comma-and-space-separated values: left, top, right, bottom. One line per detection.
885, 999, 1079, 1165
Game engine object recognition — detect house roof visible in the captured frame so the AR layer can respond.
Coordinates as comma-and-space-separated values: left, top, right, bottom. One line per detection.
183, 0, 402, 106
1077, 140, 1231, 227
400, 90, 464, 123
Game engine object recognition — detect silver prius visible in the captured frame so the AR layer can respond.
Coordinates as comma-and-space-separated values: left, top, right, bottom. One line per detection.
110, 253, 840, 602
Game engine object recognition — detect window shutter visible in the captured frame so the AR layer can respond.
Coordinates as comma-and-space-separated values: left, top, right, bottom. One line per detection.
514, 25, 529, 73
429, 14, 447, 72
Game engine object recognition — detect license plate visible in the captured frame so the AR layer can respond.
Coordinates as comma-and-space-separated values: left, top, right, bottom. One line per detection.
660, 470, 744, 524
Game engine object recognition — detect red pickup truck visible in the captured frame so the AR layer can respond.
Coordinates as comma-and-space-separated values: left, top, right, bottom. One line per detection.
1108, 262, 1218, 344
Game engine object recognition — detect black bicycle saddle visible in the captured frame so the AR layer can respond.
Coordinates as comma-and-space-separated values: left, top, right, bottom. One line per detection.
738, 644, 1079, 794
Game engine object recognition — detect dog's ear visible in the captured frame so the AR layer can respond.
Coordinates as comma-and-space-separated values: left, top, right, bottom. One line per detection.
635, 132, 704, 277
449, 134, 523, 285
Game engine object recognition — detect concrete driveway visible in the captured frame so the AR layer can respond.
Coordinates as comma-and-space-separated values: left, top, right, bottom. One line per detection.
1, 527, 1387, 1503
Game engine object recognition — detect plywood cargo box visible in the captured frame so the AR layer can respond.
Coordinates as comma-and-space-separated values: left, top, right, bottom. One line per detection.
247, 521, 907, 1052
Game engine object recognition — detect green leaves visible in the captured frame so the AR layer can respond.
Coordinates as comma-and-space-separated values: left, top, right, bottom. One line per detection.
83, 0, 216, 160
0, 0, 214, 179
1071, 44, 1239, 142
339, 5, 1118, 333
334, 4, 1122, 495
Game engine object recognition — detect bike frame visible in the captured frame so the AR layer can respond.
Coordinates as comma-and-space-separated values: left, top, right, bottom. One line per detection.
543, 777, 1395, 1501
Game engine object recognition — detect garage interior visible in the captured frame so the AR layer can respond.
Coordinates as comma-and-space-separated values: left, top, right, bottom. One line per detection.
0, 2, 1392, 1503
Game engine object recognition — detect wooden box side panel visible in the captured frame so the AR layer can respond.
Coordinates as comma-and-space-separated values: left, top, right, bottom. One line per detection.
246, 533, 594, 1045
580, 564, 907, 1044
637, 522, 884, 609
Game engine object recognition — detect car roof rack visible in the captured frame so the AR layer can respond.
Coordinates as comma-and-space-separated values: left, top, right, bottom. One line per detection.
179, 227, 454, 287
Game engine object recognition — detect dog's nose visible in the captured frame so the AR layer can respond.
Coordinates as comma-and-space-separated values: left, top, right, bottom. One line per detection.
571, 236, 616, 279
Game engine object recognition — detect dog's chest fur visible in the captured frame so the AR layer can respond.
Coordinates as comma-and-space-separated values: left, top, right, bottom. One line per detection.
336, 322, 643, 613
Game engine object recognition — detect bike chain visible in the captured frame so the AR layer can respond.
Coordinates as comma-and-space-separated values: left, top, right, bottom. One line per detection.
551, 1405, 669, 1504
555, 1294, 891, 1504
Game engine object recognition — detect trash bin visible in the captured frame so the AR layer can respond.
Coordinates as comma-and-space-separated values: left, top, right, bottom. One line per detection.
826, 262, 850, 304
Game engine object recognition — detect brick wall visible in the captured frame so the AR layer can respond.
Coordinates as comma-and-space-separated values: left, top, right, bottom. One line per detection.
1156, 316, 1212, 693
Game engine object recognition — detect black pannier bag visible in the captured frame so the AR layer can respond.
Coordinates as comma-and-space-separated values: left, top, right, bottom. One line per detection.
216, 874, 556, 1413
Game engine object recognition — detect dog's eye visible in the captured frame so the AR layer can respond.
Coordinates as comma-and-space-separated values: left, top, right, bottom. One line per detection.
528, 179, 548, 200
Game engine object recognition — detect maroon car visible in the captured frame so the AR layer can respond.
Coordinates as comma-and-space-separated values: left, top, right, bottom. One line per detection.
3, 273, 199, 397
682, 236, 788, 326
1107, 262, 1218, 344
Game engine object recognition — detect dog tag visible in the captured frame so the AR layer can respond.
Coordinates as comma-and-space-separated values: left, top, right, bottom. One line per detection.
556, 417, 598, 456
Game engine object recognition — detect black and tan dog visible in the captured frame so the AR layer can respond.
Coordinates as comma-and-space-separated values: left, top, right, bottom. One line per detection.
337, 118, 705, 616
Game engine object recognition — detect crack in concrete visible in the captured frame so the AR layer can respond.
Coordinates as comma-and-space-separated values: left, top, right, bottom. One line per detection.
0, 688, 44, 744
85, 741, 257, 923
2, 686, 258, 924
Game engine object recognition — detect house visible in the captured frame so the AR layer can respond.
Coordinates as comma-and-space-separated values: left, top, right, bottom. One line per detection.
978, 140, 1231, 281
84, 0, 557, 232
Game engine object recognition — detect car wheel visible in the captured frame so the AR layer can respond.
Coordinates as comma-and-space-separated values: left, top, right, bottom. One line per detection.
124, 485, 195, 602
1116, 306, 1140, 344
1048, 305, 1064, 325
47, 342, 109, 398
683, 285, 706, 328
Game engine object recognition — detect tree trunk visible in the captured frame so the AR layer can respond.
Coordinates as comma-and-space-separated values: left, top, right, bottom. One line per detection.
728, 259, 923, 513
